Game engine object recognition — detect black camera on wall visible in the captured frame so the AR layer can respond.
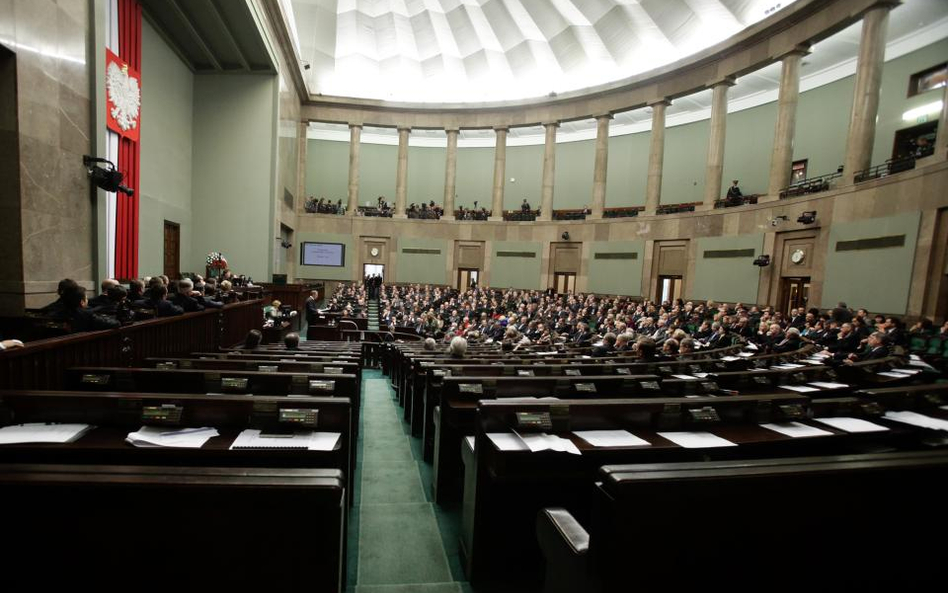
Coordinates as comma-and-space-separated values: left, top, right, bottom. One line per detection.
752, 254, 771, 267
83, 156, 133, 196
797, 211, 817, 224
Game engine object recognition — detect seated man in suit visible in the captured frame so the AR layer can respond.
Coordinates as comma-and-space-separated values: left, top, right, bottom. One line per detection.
771, 327, 803, 353
591, 332, 617, 357
62, 286, 121, 332
87, 278, 118, 309
845, 331, 891, 363
284, 332, 301, 350
521, 199, 531, 213
39, 278, 79, 317
171, 278, 205, 313
242, 329, 263, 350
143, 282, 185, 317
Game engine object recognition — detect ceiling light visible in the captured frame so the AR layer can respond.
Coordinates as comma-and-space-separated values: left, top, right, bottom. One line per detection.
902, 101, 942, 122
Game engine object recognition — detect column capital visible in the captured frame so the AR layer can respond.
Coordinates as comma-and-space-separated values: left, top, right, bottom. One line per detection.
594, 112, 614, 121
397, 126, 411, 133
647, 98, 671, 108
444, 127, 460, 134
778, 43, 811, 59
862, 0, 900, 13
708, 75, 737, 89
348, 123, 363, 130
493, 125, 509, 133
541, 121, 559, 128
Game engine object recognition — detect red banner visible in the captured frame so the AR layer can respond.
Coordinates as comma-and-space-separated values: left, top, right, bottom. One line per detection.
105, 47, 141, 142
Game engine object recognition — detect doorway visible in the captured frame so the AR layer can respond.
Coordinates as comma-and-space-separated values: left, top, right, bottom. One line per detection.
781, 277, 811, 314
552, 272, 576, 294
458, 268, 479, 291
163, 221, 180, 280
657, 275, 683, 304
363, 264, 384, 281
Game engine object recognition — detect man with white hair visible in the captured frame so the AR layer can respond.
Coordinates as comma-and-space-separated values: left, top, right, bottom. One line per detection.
171, 278, 205, 312
88, 278, 119, 309
448, 336, 468, 358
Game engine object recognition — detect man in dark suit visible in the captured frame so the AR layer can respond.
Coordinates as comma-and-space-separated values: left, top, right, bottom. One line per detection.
143, 283, 184, 317
87, 279, 119, 309
62, 286, 120, 332
171, 279, 205, 313
846, 332, 890, 363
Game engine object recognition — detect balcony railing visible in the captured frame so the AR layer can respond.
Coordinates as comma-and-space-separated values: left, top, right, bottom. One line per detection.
656, 202, 699, 215
603, 207, 643, 218
357, 206, 393, 217
453, 209, 491, 220
779, 171, 842, 199
713, 194, 760, 209
553, 209, 589, 220
503, 209, 540, 221
853, 155, 917, 184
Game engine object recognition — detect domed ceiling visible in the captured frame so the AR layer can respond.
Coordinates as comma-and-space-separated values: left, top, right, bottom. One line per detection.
284, 0, 799, 103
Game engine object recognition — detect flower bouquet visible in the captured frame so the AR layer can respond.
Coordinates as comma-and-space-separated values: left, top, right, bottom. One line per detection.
206, 252, 228, 278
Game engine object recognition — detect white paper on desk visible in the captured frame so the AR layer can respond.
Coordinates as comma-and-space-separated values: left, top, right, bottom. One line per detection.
813, 417, 889, 433
761, 422, 833, 438
720, 356, 741, 362
0, 423, 94, 445
487, 432, 529, 451
230, 429, 340, 450
801, 359, 826, 365
513, 431, 582, 455
737, 352, 755, 358
307, 432, 342, 451
745, 342, 758, 351
908, 359, 935, 369
692, 372, 710, 378
658, 431, 737, 449
126, 426, 219, 448
779, 384, 820, 393
671, 374, 699, 380
878, 371, 911, 379
807, 382, 849, 390
883, 411, 948, 432
890, 368, 921, 375
573, 430, 650, 448
774, 363, 805, 369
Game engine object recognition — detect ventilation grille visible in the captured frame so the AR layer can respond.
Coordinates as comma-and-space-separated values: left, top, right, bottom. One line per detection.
402, 248, 441, 255
497, 251, 536, 258
835, 235, 905, 252
594, 252, 638, 260
703, 249, 755, 258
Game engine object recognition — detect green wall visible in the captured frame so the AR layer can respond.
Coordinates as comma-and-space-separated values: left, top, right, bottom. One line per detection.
663, 118, 709, 205
407, 145, 446, 207
723, 101, 777, 196
359, 142, 397, 207
692, 235, 764, 303
554, 139, 595, 209
587, 241, 644, 296
794, 76, 852, 178
606, 132, 649, 207
490, 241, 541, 289
396, 237, 448, 284
504, 144, 543, 210
139, 19, 193, 276
455, 146, 493, 210
822, 212, 920, 314
306, 139, 349, 202
191, 74, 276, 281
295, 232, 354, 281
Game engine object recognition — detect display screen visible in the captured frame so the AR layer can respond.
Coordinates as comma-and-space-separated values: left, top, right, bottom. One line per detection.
301, 242, 346, 267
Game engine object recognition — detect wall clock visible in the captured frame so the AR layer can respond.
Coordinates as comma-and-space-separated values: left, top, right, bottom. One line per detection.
790, 249, 805, 264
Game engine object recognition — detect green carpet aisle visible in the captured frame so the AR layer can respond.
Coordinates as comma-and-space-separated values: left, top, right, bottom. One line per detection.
347, 370, 473, 593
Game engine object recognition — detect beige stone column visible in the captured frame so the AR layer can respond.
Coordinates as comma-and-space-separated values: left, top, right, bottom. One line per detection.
703, 79, 734, 206
442, 128, 459, 220
590, 114, 611, 219
394, 127, 410, 218
767, 49, 806, 197
645, 99, 670, 215
490, 126, 508, 221
346, 124, 362, 216
843, 4, 894, 184
538, 122, 558, 221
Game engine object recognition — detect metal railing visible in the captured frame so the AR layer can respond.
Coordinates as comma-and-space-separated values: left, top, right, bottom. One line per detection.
603, 207, 642, 218
853, 155, 917, 184
713, 194, 760, 209
779, 171, 842, 199
656, 202, 699, 215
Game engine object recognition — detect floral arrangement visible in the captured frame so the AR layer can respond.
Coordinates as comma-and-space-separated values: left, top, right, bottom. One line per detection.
206, 252, 228, 269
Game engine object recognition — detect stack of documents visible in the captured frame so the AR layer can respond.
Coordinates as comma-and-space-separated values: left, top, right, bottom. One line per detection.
779, 384, 820, 393
658, 431, 737, 448
229, 429, 340, 451
0, 423, 94, 444
807, 382, 849, 389
126, 426, 219, 448
813, 417, 889, 433
773, 363, 805, 370
573, 430, 650, 447
761, 422, 833, 438
485, 431, 581, 455
882, 411, 948, 432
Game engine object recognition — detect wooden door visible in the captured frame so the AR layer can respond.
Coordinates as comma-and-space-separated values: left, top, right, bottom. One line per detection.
657, 275, 682, 303
553, 272, 576, 294
457, 268, 479, 290
163, 221, 180, 280
781, 277, 811, 314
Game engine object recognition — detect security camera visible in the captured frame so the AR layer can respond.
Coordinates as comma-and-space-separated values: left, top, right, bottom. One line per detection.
561, 231, 570, 241
797, 211, 816, 224
770, 215, 789, 227
752, 255, 771, 267
83, 155, 133, 196
277, 239, 292, 249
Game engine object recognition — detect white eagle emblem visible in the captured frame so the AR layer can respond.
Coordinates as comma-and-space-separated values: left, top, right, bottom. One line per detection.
106, 61, 140, 132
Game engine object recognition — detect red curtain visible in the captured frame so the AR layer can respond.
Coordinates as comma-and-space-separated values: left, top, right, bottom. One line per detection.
115, 0, 141, 279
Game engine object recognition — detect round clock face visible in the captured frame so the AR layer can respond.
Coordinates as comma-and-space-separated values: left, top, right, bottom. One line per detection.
370, 247, 380, 257
790, 249, 805, 264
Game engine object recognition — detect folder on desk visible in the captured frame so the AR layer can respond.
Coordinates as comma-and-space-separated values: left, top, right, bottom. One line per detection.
230, 429, 341, 451
0, 423, 94, 445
